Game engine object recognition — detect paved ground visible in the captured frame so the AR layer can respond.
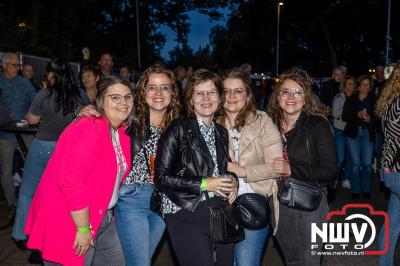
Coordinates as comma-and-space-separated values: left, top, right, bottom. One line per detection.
0, 173, 397, 266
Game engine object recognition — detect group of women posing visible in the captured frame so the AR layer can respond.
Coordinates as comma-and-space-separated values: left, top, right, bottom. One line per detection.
23, 64, 335, 266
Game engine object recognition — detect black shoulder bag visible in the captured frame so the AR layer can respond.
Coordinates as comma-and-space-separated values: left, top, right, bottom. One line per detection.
235, 193, 270, 230
278, 117, 322, 211
205, 192, 244, 244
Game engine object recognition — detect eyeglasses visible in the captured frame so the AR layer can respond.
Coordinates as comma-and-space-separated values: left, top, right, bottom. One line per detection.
280, 88, 304, 98
193, 90, 218, 99
106, 94, 134, 104
5, 62, 20, 68
145, 85, 172, 94
224, 88, 246, 96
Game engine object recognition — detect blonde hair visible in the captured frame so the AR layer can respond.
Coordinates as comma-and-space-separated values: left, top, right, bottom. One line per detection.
219, 68, 257, 131
375, 63, 400, 118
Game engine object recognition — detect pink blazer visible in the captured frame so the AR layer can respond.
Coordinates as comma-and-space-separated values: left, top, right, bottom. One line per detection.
25, 116, 131, 266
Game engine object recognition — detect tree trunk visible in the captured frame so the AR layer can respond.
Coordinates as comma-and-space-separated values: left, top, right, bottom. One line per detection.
319, 18, 337, 68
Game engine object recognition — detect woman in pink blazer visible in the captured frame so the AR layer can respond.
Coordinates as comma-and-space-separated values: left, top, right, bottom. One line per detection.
24, 76, 134, 266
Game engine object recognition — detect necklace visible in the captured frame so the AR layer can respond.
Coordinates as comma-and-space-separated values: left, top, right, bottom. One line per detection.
282, 117, 298, 134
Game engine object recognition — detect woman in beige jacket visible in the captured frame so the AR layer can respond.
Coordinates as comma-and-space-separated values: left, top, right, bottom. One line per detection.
219, 68, 290, 266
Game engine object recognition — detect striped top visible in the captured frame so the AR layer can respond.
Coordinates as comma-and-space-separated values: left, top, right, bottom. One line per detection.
381, 94, 400, 172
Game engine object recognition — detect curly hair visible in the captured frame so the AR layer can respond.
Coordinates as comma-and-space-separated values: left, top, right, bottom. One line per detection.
219, 68, 257, 131
184, 69, 225, 117
376, 63, 400, 118
266, 67, 322, 129
133, 65, 181, 137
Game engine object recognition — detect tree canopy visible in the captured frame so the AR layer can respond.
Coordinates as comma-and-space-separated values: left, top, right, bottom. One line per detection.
0, 0, 229, 68
0, 0, 397, 75
210, 0, 399, 75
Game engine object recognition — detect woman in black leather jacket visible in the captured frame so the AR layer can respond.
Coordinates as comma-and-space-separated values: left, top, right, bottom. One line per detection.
267, 67, 336, 266
154, 69, 238, 266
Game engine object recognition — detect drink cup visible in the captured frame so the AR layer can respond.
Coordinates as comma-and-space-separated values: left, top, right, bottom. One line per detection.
218, 173, 233, 196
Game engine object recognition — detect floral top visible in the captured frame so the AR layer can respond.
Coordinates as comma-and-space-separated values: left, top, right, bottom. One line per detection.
161, 117, 219, 215
123, 123, 162, 185
198, 117, 219, 177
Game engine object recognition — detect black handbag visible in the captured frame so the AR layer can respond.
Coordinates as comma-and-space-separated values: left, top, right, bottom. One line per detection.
205, 193, 244, 244
278, 177, 322, 211
235, 193, 270, 230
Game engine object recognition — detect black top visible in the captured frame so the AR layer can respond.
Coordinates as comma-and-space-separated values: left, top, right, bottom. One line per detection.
285, 112, 336, 184
153, 116, 229, 212
342, 93, 377, 140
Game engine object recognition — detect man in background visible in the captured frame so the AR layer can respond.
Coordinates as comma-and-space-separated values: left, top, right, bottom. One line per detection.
21, 64, 40, 91
0, 52, 36, 218
320, 66, 344, 108
98, 53, 114, 76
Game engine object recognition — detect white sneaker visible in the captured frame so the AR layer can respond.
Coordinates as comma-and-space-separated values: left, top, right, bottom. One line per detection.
342, 180, 350, 189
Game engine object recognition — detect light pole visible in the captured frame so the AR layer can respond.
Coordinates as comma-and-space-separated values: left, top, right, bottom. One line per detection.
276, 2, 284, 75
385, 0, 392, 64
136, 0, 142, 70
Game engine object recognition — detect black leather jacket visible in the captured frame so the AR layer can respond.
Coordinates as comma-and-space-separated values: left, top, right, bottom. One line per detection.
126, 120, 150, 166
286, 112, 336, 185
153, 117, 229, 212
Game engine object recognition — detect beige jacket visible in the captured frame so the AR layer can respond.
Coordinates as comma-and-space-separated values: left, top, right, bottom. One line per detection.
228, 111, 282, 234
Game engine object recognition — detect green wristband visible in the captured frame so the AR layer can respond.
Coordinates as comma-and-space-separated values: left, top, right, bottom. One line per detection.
201, 178, 207, 191
77, 225, 91, 233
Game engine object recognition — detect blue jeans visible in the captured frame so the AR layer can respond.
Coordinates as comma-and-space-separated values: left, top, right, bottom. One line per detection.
347, 128, 374, 193
379, 172, 400, 266
234, 226, 269, 266
115, 183, 165, 266
334, 128, 351, 181
12, 139, 56, 240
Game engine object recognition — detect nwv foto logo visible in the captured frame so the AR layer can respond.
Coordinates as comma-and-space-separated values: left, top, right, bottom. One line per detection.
310, 204, 389, 255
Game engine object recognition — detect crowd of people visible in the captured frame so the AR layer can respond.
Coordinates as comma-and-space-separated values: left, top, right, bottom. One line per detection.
0, 49, 399, 266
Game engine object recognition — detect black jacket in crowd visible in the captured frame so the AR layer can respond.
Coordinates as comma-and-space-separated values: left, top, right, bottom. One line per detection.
342, 93, 377, 141
153, 116, 229, 212
286, 112, 336, 185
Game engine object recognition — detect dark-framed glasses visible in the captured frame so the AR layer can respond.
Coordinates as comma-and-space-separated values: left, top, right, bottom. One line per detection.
106, 94, 134, 104
280, 88, 304, 98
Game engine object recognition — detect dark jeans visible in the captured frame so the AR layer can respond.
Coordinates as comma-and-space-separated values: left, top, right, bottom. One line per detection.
276, 188, 329, 266
165, 200, 234, 266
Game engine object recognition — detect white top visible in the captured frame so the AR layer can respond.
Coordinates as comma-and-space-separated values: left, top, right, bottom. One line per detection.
332, 92, 347, 130
228, 128, 255, 196
108, 128, 127, 209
